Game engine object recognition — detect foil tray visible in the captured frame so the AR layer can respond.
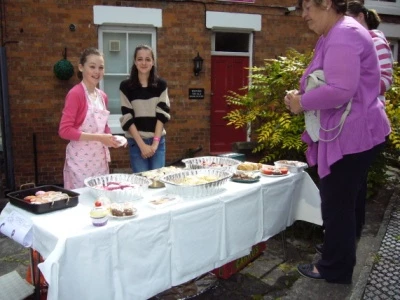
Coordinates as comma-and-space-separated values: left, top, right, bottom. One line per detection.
159, 169, 233, 198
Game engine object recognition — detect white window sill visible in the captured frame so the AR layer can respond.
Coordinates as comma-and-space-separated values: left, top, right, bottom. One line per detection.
109, 115, 124, 135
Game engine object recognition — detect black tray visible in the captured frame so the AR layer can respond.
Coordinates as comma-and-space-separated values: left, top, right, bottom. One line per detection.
7, 185, 80, 214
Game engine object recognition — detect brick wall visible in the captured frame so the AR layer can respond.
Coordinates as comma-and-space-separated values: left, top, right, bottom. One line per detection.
0, 0, 328, 187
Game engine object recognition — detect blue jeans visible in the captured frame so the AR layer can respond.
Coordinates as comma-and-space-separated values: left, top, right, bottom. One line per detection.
127, 136, 166, 173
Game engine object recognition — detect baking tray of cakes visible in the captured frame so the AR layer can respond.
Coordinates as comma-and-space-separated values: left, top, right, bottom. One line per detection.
7, 185, 80, 214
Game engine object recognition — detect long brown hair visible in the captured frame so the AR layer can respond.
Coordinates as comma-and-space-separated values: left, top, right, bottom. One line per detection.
347, 1, 381, 30
128, 44, 159, 89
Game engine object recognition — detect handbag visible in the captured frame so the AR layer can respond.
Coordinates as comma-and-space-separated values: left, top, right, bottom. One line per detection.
304, 70, 352, 142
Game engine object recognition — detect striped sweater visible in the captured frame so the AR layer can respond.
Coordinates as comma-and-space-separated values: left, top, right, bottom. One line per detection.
119, 78, 171, 139
370, 29, 393, 104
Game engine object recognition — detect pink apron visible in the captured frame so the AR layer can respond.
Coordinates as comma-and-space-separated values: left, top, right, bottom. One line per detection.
63, 83, 111, 189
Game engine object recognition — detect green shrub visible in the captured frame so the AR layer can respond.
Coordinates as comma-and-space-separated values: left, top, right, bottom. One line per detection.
225, 49, 400, 194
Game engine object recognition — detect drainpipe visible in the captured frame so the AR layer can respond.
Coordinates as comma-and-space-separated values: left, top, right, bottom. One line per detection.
0, 46, 15, 193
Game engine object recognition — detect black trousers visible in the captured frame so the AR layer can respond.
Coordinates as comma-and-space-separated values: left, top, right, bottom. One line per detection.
355, 142, 386, 238
316, 142, 385, 283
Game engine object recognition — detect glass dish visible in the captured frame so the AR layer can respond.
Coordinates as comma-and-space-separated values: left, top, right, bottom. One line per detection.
181, 156, 241, 172
84, 173, 151, 203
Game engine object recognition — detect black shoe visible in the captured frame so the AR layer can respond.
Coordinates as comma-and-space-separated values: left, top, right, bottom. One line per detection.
315, 243, 323, 254
297, 264, 324, 280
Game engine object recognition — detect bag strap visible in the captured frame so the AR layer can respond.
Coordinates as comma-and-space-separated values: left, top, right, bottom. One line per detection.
318, 99, 352, 142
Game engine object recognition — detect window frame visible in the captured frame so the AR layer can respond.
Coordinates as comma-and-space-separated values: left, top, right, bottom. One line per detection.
388, 39, 399, 61
98, 26, 157, 134
365, 0, 400, 15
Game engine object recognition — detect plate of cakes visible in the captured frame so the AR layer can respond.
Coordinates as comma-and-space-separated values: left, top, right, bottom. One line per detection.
109, 202, 138, 219
260, 165, 290, 177
231, 171, 260, 183
236, 162, 262, 174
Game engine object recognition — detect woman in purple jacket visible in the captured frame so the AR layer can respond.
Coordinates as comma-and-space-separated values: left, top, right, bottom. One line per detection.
284, 0, 391, 284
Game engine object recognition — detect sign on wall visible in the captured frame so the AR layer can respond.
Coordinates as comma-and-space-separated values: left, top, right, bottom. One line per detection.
217, 0, 255, 3
189, 88, 205, 100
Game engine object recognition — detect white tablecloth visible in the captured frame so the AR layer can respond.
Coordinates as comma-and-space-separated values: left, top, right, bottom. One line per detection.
0, 171, 322, 300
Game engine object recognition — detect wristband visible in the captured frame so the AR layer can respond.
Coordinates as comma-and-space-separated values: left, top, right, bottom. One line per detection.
153, 137, 161, 142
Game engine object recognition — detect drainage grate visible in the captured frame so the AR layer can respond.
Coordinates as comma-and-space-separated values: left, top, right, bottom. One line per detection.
363, 208, 400, 299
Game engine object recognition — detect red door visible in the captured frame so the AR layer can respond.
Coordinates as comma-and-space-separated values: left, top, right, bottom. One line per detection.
210, 56, 249, 154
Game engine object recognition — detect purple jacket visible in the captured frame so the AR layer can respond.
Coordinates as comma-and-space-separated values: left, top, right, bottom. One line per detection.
300, 16, 391, 178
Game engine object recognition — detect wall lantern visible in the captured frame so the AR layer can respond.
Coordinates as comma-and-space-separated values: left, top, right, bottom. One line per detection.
193, 52, 203, 76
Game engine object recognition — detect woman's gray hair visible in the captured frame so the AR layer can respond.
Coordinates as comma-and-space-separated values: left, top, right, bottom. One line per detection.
297, 0, 347, 14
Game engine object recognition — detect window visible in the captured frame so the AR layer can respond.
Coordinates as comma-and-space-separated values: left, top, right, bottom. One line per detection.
212, 32, 252, 56
388, 39, 399, 61
98, 26, 156, 133
366, 0, 400, 15
214, 32, 249, 52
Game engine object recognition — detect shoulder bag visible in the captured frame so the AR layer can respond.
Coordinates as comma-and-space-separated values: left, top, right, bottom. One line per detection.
304, 70, 352, 142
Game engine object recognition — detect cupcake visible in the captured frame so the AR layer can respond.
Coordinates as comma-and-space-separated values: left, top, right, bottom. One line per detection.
90, 200, 109, 227
110, 203, 124, 216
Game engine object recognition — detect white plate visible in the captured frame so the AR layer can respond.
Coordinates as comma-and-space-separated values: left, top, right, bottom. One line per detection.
260, 172, 290, 177
231, 176, 260, 183
109, 213, 138, 219
147, 195, 182, 209
114, 135, 127, 147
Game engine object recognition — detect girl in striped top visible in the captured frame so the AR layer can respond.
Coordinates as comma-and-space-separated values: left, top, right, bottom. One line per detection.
347, 0, 394, 240
347, 1, 394, 105
120, 45, 171, 173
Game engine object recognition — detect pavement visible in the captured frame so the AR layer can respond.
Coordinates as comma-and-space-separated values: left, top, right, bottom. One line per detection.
0, 174, 399, 300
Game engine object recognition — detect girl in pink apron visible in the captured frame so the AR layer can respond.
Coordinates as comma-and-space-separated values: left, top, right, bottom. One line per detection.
59, 47, 122, 189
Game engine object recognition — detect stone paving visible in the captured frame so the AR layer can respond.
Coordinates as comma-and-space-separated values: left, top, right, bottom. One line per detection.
363, 196, 400, 300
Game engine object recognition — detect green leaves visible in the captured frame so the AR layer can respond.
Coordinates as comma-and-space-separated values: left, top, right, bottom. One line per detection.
223, 49, 400, 195
224, 48, 312, 164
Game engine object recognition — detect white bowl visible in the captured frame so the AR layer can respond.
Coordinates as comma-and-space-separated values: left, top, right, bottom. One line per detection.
84, 173, 152, 203
274, 160, 308, 173
182, 156, 241, 172
159, 169, 233, 198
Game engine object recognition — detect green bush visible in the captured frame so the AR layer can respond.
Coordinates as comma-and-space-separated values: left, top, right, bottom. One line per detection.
225, 49, 400, 195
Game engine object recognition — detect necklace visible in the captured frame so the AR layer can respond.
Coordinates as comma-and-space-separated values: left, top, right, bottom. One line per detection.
82, 82, 98, 102
87, 89, 98, 101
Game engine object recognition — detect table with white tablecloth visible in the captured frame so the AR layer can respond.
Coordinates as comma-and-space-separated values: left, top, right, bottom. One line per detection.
0, 171, 322, 300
